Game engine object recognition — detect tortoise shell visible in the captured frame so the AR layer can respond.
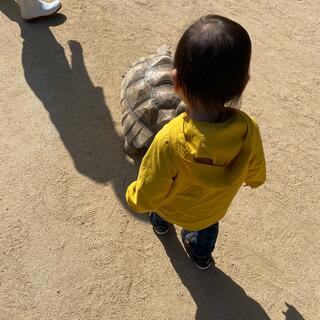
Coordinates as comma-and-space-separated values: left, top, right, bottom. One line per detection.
120, 45, 186, 157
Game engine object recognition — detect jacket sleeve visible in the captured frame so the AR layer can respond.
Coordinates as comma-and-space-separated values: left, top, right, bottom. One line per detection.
245, 123, 266, 188
126, 129, 178, 213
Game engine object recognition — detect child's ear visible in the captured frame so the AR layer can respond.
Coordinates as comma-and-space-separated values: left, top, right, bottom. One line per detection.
172, 69, 179, 93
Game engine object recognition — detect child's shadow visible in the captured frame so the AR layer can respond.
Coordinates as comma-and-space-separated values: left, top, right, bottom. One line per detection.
157, 228, 271, 320
0, 0, 144, 218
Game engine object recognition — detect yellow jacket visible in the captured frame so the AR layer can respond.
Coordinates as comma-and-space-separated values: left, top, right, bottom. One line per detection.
126, 111, 266, 230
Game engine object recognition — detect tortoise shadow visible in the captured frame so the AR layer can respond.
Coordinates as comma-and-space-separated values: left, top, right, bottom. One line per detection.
157, 228, 272, 320
0, 0, 146, 220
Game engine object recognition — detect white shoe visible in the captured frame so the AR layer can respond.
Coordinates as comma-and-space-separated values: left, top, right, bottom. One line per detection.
17, 0, 62, 20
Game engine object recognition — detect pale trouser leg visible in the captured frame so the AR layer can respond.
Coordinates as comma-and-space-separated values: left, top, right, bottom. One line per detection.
17, 0, 62, 20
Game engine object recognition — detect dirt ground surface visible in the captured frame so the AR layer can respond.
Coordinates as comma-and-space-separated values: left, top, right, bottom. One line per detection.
0, 0, 319, 319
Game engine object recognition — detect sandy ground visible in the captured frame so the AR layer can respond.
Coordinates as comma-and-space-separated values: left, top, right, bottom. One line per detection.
0, 0, 319, 319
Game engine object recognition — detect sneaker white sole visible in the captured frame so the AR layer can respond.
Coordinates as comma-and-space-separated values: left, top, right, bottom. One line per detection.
152, 226, 169, 235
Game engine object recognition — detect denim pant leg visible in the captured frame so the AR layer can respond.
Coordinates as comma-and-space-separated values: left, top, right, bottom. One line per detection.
150, 212, 169, 226
191, 223, 219, 257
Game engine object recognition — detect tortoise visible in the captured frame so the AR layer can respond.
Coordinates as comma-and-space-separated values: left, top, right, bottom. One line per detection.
120, 45, 186, 157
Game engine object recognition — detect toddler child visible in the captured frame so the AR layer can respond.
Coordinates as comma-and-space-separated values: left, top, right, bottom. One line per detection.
126, 15, 266, 270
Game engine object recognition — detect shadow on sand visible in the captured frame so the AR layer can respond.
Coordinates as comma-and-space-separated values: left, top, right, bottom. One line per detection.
157, 227, 272, 320
0, 0, 143, 218
283, 303, 305, 320
157, 228, 306, 319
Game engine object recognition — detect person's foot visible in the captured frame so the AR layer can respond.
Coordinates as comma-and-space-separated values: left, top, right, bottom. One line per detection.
18, 0, 62, 20
181, 229, 213, 270
149, 212, 169, 235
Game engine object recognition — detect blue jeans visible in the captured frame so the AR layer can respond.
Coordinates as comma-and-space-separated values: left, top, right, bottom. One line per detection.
188, 223, 219, 257
151, 213, 219, 257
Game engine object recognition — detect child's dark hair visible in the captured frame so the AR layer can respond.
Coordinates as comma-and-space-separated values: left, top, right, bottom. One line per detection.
174, 15, 251, 117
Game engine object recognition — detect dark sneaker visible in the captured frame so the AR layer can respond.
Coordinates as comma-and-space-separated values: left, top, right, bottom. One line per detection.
181, 229, 213, 270
149, 212, 169, 235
